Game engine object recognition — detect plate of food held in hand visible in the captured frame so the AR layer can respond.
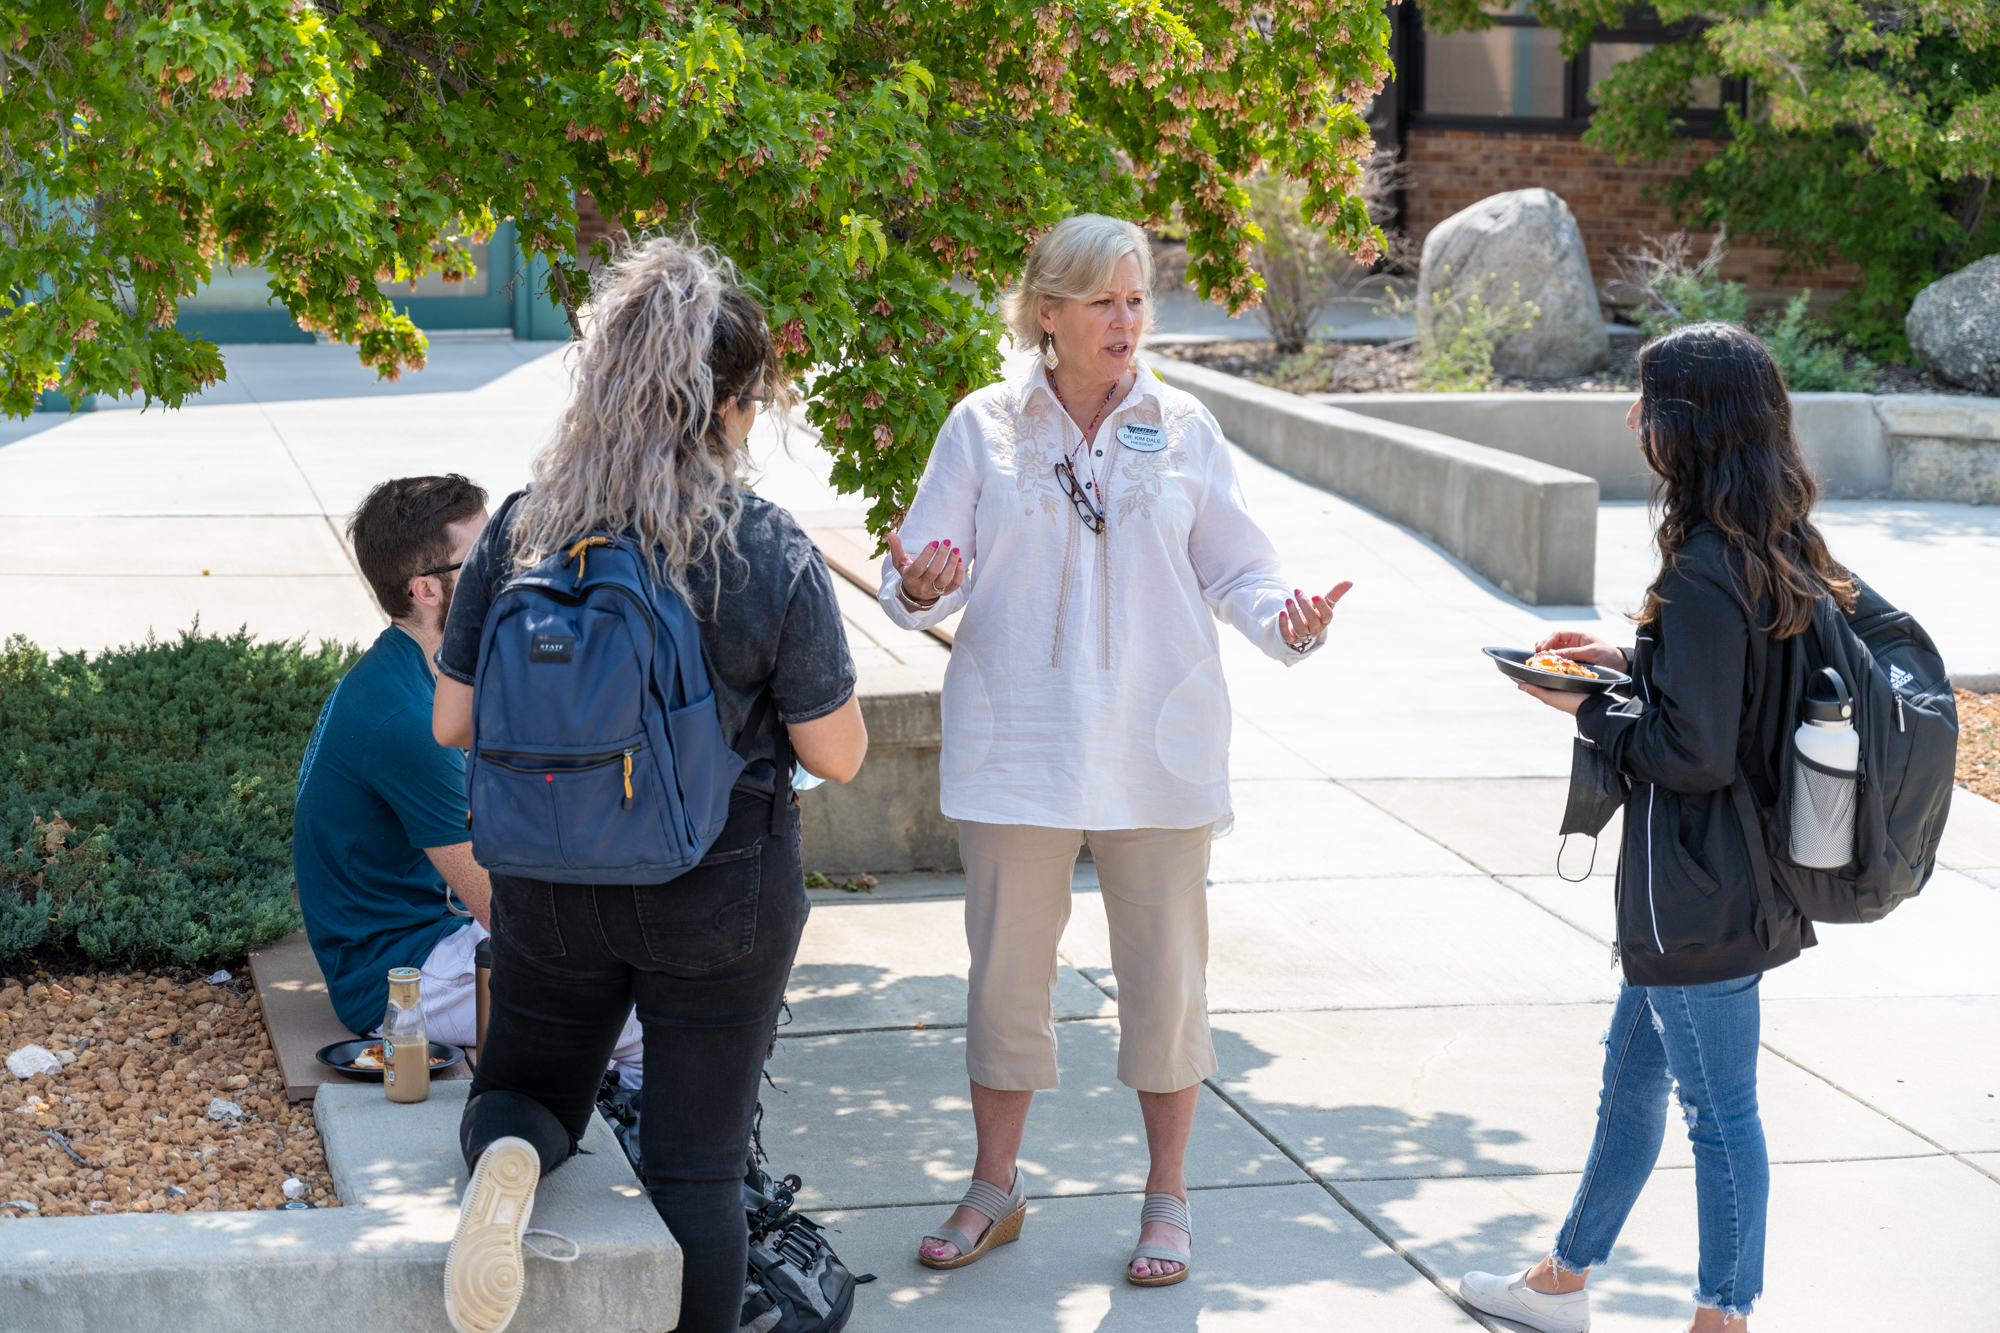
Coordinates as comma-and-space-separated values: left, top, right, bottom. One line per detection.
1482, 647, 1631, 694
315, 1039, 465, 1082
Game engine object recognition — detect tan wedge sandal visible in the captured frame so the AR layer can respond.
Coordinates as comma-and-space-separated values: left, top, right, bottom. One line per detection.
1127, 1192, 1193, 1287
917, 1171, 1027, 1270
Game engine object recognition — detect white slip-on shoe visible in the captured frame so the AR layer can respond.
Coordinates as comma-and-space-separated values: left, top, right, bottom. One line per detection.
1459, 1269, 1591, 1333
446, 1137, 550, 1333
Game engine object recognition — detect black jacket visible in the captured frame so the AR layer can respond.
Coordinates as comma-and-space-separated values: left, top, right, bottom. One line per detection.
1577, 527, 1816, 987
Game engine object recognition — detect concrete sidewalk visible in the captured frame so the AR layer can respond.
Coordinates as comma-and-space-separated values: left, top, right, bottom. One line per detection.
5, 340, 1997, 1330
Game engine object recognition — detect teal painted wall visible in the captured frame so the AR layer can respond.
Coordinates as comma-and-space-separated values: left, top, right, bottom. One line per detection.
174, 221, 569, 345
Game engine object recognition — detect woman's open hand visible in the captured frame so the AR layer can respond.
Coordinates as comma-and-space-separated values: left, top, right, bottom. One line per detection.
1279, 582, 1353, 647
886, 531, 965, 607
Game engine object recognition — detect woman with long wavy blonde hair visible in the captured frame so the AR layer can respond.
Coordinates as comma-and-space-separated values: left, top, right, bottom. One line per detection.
431, 236, 868, 1333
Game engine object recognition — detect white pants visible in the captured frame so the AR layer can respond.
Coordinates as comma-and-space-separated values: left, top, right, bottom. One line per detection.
379, 922, 646, 1088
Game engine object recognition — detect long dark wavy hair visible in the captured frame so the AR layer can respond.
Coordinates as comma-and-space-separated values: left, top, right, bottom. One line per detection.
1636, 321, 1856, 638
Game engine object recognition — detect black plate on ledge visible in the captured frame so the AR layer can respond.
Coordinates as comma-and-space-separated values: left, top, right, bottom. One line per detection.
1483, 647, 1630, 695
315, 1039, 465, 1083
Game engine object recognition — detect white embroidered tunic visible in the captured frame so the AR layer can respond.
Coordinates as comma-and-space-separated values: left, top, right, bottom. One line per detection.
878, 357, 1320, 832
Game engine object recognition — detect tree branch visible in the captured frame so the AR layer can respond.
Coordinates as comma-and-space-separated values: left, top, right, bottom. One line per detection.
319, 1, 473, 96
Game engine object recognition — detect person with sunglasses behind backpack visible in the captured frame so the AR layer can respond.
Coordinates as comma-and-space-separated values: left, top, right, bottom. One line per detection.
430, 238, 866, 1333
1459, 322, 1856, 1333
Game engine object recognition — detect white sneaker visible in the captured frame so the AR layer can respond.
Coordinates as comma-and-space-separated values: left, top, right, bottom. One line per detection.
1459, 1269, 1591, 1333
446, 1137, 551, 1333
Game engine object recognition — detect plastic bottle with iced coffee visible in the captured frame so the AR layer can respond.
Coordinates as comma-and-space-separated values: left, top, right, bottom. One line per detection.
383, 967, 431, 1104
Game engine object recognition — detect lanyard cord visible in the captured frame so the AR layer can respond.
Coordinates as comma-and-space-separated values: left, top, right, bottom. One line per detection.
1047, 368, 1119, 458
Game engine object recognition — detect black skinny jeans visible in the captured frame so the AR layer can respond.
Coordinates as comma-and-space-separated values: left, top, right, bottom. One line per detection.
461, 791, 808, 1333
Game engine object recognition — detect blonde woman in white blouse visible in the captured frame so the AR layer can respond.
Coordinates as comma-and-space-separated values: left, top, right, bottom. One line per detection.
880, 213, 1350, 1287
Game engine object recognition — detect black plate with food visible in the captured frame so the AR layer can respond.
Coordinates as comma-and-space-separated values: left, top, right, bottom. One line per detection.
315, 1039, 465, 1082
1483, 647, 1631, 694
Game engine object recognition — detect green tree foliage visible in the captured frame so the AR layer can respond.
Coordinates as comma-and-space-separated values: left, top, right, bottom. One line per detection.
0, 629, 356, 968
1420, 0, 2000, 359
4, 0, 1393, 531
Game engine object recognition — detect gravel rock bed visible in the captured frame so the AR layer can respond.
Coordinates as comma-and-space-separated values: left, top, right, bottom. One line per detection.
1155, 337, 1638, 393
0, 966, 339, 1219
1153, 338, 1977, 398
1958, 691, 2000, 804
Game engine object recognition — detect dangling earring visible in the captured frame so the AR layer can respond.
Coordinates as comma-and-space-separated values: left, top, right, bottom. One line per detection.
1041, 332, 1060, 371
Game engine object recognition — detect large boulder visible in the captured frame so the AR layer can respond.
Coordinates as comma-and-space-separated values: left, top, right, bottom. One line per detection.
1906, 255, 2000, 394
1417, 188, 1609, 379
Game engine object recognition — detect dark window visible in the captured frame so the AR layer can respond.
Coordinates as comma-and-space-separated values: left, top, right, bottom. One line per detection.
1397, 4, 1739, 133
1584, 42, 1723, 109
1424, 25, 1567, 117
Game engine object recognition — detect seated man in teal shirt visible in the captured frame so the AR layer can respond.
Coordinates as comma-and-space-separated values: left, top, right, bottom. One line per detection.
293, 475, 642, 1079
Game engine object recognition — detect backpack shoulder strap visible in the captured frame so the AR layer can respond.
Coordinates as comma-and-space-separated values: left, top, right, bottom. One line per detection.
1730, 770, 1788, 952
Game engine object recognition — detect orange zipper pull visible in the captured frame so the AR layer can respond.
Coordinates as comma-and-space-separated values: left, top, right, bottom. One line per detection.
622, 751, 634, 809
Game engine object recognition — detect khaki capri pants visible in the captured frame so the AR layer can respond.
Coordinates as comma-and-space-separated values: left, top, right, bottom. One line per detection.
959, 820, 1216, 1095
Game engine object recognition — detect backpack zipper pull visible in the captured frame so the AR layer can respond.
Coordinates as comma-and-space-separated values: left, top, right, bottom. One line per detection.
622, 750, 635, 810
1895, 694, 1905, 733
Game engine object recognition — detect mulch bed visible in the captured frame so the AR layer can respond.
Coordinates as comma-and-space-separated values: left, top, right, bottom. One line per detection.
1958, 691, 2000, 804
1152, 338, 1977, 398
0, 965, 339, 1219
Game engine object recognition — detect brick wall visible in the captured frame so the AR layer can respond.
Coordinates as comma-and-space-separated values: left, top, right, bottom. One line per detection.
575, 194, 625, 265
1401, 129, 1852, 308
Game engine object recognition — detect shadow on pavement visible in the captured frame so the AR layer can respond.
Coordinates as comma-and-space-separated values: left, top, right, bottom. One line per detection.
1208, 1024, 1699, 1324
764, 964, 1698, 1325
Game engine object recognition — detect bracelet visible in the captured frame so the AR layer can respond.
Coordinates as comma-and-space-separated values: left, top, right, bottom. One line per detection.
897, 585, 940, 612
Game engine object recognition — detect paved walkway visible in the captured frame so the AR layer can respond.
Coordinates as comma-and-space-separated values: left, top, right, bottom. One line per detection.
5, 341, 1996, 1330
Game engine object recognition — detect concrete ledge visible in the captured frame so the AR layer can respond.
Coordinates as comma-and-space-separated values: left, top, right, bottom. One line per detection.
1877, 394, 2000, 504
1152, 357, 1599, 605
1322, 391, 1894, 499
1797, 394, 1894, 497
799, 651, 955, 875
1, 1081, 679, 1333
1310, 392, 1650, 498
1317, 389, 2000, 503
797, 572, 956, 874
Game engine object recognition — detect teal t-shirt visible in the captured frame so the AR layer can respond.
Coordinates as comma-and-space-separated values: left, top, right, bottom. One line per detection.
293, 626, 473, 1034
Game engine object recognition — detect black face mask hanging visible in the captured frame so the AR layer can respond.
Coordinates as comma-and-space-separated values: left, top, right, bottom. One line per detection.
1558, 735, 1628, 882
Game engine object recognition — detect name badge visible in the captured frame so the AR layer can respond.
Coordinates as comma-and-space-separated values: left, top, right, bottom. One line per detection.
1116, 423, 1166, 452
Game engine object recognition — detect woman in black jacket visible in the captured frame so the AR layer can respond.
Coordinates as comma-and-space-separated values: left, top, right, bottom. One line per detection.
1459, 322, 1854, 1333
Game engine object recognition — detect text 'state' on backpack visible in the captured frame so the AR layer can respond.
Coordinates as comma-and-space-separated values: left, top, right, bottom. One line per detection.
466, 534, 745, 881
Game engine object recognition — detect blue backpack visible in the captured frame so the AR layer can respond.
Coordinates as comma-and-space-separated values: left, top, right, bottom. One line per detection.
467, 534, 749, 883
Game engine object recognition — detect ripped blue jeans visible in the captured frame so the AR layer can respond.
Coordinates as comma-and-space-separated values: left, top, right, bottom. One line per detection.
1552, 976, 1767, 1319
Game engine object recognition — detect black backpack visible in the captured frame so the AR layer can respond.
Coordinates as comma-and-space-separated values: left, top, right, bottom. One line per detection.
593, 1079, 870, 1333
1734, 580, 1958, 931
740, 1163, 870, 1333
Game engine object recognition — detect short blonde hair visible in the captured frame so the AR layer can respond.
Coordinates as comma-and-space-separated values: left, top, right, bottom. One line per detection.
1003, 214, 1154, 349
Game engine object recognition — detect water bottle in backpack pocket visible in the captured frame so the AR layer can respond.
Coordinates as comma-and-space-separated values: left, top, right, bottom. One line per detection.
1788, 667, 1859, 869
